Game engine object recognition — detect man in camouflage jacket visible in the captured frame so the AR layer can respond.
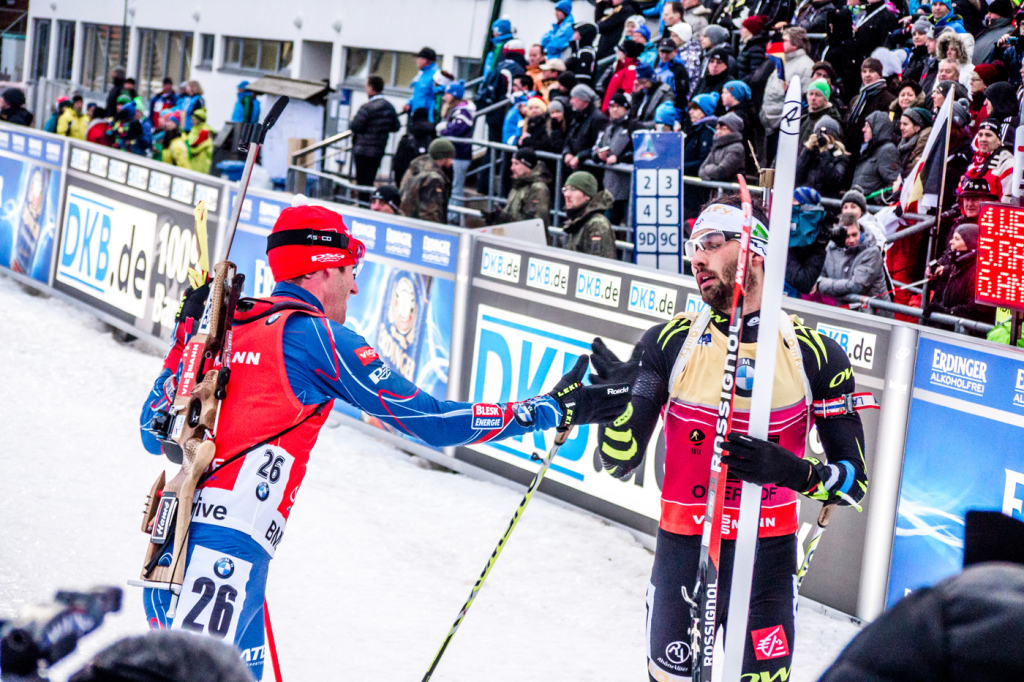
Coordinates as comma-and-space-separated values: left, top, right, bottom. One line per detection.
483, 148, 552, 227
399, 138, 454, 224
561, 171, 617, 259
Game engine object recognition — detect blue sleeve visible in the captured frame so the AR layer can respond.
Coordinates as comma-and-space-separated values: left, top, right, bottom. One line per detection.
643, 0, 664, 17
140, 368, 174, 455
547, 18, 575, 57
282, 314, 564, 448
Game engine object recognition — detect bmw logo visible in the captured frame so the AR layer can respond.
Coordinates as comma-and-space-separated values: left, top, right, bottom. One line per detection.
214, 558, 235, 579
256, 482, 270, 501
735, 358, 756, 397
265, 313, 282, 326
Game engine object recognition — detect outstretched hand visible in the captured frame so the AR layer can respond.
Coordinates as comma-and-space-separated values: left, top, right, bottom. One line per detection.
549, 355, 632, 432
590, 338, 642, 387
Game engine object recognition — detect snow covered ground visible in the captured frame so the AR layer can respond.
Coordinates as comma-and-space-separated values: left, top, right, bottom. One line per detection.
0, 273, 860, 681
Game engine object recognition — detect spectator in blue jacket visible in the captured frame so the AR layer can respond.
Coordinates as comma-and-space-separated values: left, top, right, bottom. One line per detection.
484, 18, 516, 80
231, 80, 261, 124
541, 1, 575, 58
405, 47, 440, 121
930, 0, 966, 33
177, 80, 205, 132
503, 92, 531, 145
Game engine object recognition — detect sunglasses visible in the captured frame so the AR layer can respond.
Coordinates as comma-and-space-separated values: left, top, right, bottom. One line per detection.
683, 230, 739, 259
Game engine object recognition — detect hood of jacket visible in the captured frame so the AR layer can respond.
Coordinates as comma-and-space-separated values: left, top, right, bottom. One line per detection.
564, 189, 614, 233
985, 82, 1018, 118
711, 131, 744, 148
865, 110, 894, 143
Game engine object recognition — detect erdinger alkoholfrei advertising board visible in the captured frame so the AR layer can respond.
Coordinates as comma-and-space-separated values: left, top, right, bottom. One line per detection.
226, 189, 460, 451
457, 235, 891, 616
887, 334, 1024, 608
53, 143, 224, 340
0, 125, 65, 284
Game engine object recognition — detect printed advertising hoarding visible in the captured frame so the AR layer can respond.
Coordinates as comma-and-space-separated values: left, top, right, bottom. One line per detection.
227, 190, 459, 450
887, 335, 1024, 608
459, 236, 890, 615
0, 128, 64, 283
53, 144, 224, 339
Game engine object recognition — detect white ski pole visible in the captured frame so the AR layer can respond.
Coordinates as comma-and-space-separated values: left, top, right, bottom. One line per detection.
720, 76, 801, 682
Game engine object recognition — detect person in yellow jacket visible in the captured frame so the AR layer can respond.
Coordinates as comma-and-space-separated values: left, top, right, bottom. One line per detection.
56, 95, 89, 139
186, 108, 214, 174
160, 112, 191, 169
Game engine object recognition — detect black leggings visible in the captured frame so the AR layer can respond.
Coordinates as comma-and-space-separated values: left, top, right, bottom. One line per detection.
647, 530, 797, 681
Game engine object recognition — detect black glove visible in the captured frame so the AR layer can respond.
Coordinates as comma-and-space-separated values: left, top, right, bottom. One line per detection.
175, 282, 210, 326
590, 337, 642, 387
721, 432, 812, 491
549, 355, 632, 432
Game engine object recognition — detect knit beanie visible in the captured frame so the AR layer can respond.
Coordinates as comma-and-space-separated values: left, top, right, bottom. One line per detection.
691, 93, 720, 117
635, 25, 652, 41
912, 17, 933, 34
861, 58, 884, 76
428, 138, 456, 160
841, 189, 869, 214
903, 107, 934, 128
718, 111, 744, 132
723, 80, 752, 103
557, 72, 578, 90
635, 62, 656, 81
794, 187, 821, 205
513, 148, 538, 168
702, 25, 731, 46
527, 96, 548, 111
742, 15, 767, 35
267, 205, 365, 281
621, 39, 645, 59
371, 185, 402, 212
814, 115, 842, 138
809, 79, 831, 100
444, 80, 466, 100
565, 171, 599, 197
987, 0, 1014, 18
955, 223, 979, 251
548, 99, 565, 113
973, 62, 1002, 87
655, 101, 678, 126
570, 84, 598, 104
669, 22, 693, 42
555, 0, 573, 16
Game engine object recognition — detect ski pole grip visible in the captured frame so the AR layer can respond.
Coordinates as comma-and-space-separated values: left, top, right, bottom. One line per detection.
818, 503, 835, 528
259, 96, 289, 140
554, 426, 573, 446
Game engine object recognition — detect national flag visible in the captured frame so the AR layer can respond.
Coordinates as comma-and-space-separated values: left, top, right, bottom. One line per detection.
899, 95, 953, 216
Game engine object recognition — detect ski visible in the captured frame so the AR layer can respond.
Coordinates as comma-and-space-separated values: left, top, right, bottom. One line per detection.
720, 76, 801, 682
796, 504, 835, 590
684, 175, 755, 682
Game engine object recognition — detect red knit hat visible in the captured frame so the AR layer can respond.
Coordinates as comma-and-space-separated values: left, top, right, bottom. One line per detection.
973, 62, 1003, 87
266, 205, 365, 281
742, 15, 767, 35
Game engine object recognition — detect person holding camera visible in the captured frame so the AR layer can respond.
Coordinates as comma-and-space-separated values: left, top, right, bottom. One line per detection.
924, 223, 995, 333
813, 212, 892, 309
799, 79, 843, 147
796, 116, 851, 198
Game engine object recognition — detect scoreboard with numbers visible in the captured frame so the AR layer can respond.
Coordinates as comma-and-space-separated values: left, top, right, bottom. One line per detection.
977, 202, 1024, 310
632, 131, 684, 273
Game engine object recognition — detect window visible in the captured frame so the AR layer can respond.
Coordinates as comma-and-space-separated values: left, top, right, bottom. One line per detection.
136, 29, 193, 101
455, 57, 482, 84
80, 24, 129, 92
343, 48, 439, 91
198, 34, 214, 68
55, 21, 75, 81
30, 18, 50, 80
222, 37, 292, 74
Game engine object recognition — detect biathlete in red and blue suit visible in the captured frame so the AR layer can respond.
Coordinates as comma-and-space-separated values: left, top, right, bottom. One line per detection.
139, 204, 632, 679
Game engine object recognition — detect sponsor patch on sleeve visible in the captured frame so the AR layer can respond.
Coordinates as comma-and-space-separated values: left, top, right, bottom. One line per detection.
355, 346, 379, 366
471, 403, 505, 430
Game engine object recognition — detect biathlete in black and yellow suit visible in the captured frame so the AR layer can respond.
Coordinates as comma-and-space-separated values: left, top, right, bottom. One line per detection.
594, 197, 875, 682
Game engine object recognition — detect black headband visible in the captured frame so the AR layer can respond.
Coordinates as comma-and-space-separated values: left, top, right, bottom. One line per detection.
266, 228, 351, 253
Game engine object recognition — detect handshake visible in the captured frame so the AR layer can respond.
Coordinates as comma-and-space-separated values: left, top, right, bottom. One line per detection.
545, 338, 640, 432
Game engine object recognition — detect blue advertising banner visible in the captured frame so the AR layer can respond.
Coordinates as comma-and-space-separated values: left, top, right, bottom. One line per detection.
0, 130, 64, 283
227, 191, 457, 450
632, 131, 683, 273
887, 335, 1024, 608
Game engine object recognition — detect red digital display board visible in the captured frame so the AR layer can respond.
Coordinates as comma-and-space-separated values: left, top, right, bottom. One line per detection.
977, 202, 1024, 311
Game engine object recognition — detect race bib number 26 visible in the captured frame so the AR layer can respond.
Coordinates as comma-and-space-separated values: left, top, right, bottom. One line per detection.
171, 545, 252, 642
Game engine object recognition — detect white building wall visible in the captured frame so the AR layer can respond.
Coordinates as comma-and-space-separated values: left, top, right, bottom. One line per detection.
26, 0, 596, 127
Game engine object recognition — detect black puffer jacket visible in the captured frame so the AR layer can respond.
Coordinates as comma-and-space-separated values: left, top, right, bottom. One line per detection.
0, 88, 33, 127
563, 102, 608, 160
735, 34, 769, 81
819, 563, 1024, 682
349, 96, 401, 158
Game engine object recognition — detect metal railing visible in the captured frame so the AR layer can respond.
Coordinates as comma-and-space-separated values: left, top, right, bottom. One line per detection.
842, 294, 995, 335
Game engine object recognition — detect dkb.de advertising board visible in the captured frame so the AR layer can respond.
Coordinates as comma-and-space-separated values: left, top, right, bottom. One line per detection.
53, 143, 225, 340
226, 189, 460, 451
0, 125, 65, 283
887, 334, 1024, 608
457, 235, 891, 615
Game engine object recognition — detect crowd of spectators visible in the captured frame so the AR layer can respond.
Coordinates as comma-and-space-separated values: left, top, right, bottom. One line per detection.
8, 67, 265, 177
353, 0, 1021, 335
